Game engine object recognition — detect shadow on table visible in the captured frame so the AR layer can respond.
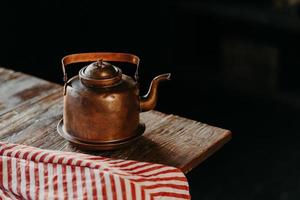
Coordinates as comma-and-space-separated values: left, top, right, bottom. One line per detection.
65, 136, 176, 166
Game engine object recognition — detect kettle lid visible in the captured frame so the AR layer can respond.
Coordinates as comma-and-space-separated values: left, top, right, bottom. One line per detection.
79, 60, 122, 87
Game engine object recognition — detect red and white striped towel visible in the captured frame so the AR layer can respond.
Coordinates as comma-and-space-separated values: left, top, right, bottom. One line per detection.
0, 142, 190, 200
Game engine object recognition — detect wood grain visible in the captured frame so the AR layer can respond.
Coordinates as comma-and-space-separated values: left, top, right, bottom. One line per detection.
0, 68, 61, 115
0, 67, 231, 173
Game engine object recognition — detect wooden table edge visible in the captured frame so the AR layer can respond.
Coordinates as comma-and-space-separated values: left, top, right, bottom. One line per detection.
181, 130, 232, 174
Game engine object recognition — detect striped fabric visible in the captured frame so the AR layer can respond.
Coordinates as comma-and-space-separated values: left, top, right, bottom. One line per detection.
0, 142, 190, 200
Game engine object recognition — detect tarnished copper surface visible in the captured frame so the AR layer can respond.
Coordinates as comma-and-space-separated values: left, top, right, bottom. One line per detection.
60, 52, 171, 150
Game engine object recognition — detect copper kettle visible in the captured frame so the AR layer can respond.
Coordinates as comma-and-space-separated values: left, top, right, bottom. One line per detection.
57, 52, 171, 150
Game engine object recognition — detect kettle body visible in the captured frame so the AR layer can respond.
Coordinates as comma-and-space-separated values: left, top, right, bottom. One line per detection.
64, 74, 141, 143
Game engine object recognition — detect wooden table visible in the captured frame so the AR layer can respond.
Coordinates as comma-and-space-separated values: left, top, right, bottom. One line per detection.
0, 68, 231, 174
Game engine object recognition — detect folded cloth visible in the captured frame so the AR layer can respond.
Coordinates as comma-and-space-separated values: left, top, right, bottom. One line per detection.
0, 142, 190, 200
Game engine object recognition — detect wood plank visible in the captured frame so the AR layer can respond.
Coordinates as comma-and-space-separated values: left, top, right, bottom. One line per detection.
0, 67, 231, 173
0, 68, 61, 115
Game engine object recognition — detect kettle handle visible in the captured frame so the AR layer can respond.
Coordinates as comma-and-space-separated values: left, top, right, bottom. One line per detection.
61, 52, 140, 94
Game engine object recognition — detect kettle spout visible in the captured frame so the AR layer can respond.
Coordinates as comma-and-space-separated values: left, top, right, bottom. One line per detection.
140, 73, 171, 111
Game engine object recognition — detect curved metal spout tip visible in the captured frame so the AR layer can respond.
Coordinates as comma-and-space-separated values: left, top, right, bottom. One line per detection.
166, 73, 171, 80
155, 73, 171, 81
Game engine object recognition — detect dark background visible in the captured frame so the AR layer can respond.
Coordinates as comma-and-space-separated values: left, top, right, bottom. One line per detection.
1, 0, 300, 199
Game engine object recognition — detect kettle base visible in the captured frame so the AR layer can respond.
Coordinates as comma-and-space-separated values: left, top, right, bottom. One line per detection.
57, 119, 145, 151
